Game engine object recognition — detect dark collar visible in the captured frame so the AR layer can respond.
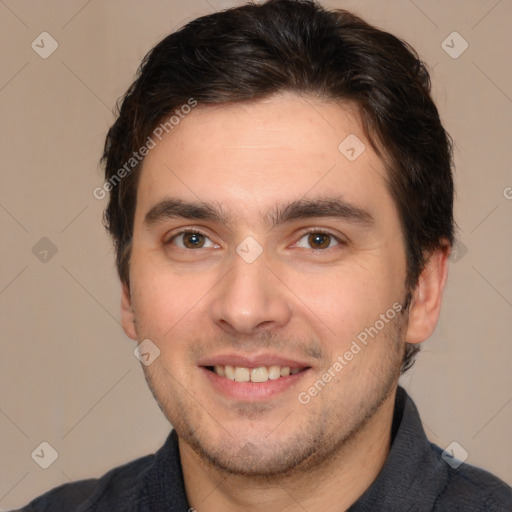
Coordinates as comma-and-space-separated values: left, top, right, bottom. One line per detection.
140, 429, 189, 512
348, 386, 445, 511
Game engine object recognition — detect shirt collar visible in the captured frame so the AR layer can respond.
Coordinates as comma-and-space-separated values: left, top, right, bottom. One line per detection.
348, 386, 446, 511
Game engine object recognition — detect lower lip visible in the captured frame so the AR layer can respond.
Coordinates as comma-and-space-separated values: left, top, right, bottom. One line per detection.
201, 367, 310, 401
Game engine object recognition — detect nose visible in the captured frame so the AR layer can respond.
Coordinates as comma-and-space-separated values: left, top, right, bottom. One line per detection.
209, 252, 292, 336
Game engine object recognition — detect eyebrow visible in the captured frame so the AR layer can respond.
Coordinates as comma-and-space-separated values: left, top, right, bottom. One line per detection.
143, 196, 375, 230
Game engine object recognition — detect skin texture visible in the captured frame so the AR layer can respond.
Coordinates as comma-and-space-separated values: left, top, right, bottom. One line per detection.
121, 92, 449, 511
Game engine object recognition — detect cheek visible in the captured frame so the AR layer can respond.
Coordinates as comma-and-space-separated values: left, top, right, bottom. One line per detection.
129, 256, 218, 340
286, 259, 400, 343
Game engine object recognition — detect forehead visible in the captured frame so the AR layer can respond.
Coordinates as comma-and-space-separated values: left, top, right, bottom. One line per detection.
135, 92, 393, 226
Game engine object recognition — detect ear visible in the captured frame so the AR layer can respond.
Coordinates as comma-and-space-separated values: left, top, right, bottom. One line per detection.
405, 243, 451, 344
121, 283, 138, 340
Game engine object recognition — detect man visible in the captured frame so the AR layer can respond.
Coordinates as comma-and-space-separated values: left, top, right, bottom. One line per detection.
18, 0, 511, 510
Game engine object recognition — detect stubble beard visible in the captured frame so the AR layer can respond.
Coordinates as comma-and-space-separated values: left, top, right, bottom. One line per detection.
141, 315, 406, 480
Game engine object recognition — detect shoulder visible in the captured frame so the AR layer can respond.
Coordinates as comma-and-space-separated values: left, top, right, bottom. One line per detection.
14, 452, 155, 512
429, 443, 512, 511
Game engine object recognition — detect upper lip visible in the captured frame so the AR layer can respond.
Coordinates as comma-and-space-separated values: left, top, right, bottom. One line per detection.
198, 352, 312, 369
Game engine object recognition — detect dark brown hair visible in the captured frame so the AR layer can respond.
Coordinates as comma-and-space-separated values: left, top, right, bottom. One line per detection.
101, 0, 454, 372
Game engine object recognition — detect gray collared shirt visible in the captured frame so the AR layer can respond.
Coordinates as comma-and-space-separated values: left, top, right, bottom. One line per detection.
349, 387, 511, 511
18, 386, 512, 511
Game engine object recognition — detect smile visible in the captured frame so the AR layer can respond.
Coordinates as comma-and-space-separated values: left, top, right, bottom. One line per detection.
207, 364, 306, 383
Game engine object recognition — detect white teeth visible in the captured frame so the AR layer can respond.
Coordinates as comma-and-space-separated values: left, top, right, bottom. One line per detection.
234, 367, 250, 382
268, 365, 281, 380
251, 367, 269, 383
280, 366, 291, 377
211, 364, 303, 382
225, 365, 236, 380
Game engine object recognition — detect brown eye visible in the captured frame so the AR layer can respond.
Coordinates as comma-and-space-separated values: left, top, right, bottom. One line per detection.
168, 231, 218, 249
294, 231, 340, 250
182, 233, 205, 248
307, 232, 332, 249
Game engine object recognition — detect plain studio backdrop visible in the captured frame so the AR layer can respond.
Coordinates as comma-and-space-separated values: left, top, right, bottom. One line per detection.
0, 0, 511, 509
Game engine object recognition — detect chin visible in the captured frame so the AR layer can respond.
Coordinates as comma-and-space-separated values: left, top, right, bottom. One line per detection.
187, 435, 324, 478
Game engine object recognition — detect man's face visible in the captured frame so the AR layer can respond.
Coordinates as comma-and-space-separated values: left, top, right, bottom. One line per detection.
123, 92, 409, 476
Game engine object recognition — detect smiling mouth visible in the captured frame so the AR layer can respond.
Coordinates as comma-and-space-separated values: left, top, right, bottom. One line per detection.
205, 365, 309, 383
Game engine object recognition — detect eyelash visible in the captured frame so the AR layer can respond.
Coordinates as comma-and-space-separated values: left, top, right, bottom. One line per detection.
165, 229, 345, 250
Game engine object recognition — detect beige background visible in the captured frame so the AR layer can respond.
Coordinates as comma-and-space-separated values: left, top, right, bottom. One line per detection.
1, 0, 511, 509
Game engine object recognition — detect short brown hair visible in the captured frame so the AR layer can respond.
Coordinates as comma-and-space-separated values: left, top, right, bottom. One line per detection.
101, 0, 454, 372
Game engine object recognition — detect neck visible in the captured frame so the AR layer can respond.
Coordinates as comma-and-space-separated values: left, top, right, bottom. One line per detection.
180, 388, 397, 512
